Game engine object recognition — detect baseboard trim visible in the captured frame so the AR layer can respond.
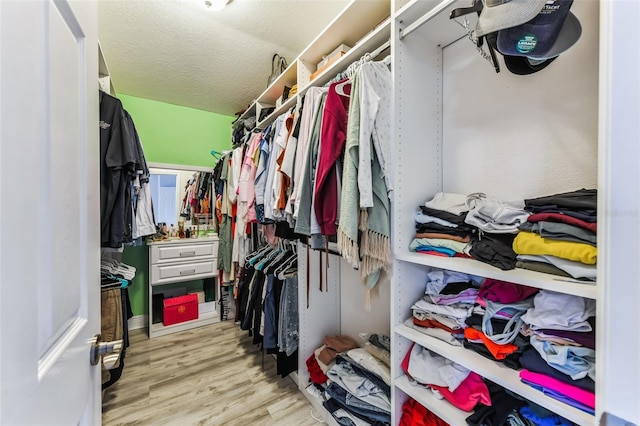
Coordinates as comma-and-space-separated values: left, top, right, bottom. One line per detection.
128, 315, 148, 331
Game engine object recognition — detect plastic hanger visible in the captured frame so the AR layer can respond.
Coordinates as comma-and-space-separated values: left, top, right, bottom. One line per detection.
334, 78, 351, 97
246, 244, 271, 264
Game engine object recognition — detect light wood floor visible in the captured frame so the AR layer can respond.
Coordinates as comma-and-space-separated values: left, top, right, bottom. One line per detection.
102, 320, 323, 426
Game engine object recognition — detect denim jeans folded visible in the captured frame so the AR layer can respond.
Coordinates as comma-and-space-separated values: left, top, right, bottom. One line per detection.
325, 383, 391, 424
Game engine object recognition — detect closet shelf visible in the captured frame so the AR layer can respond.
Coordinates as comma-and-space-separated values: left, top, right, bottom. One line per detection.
396, 252, 597, 300
234, 101, 257, 127
256, 59, 297, 106
394, 323, 594, 426
395, 374, 469, 425
395, 0, 470, 47
299, 18, 391, 93
257, 94, 298, 129
297, 0, 390, 66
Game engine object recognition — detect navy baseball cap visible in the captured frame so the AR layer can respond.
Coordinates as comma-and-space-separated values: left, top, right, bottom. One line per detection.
497, 0, 581, 59
485, 31, 557, 75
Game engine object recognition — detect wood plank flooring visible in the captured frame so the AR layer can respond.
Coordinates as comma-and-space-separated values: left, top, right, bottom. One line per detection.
102, 321, 323, 426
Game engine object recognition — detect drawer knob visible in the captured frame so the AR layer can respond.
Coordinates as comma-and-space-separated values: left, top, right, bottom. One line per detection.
179, 269, 196, 276
179, 251, 196, 257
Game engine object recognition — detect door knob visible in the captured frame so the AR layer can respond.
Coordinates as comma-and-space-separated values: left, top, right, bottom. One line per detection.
90, 334, 123, 368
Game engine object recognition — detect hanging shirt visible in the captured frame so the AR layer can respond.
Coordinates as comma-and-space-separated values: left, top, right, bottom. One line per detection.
314, 80, 351, 236
99, 92, 137, 248
358, 61, 393, 207
292, 87, 326, 216
263, 115, 286, 222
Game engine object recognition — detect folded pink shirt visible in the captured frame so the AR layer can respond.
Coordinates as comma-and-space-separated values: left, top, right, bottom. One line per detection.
519, 369, 595, 409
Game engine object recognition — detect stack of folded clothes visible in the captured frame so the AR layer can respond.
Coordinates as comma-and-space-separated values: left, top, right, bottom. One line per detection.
410, 193, 476, 258
464, 193, 530, 271
409, 270, 483, 346
463, 279, 538, 369
513, 189, 597, 281
519, 290, 596, 414
308, 334, 393, 425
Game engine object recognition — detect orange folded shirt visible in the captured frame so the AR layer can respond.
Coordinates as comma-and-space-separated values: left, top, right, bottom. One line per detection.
464, 327, 518, 360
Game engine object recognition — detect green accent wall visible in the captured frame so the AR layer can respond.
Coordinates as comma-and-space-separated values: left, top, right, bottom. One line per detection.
119, 94, 233, 167
119, 94, 233, 316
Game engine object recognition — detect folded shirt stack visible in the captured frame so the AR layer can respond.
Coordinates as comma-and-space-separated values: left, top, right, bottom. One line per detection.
308, 333, 393, 425
519, 290, 597, 414
410, 270, 483, 346
514, 189, 597, 280
464, 193, 530, 271
411, 193, 476, 258
402, 343, 491, 412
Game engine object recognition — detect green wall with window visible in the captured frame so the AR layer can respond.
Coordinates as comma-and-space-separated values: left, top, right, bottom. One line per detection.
118, 94, 234, 318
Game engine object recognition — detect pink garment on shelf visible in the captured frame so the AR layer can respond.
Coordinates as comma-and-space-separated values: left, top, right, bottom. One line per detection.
430, 372, 492, 412
477, 278, 539, 304
519, 369, 595, 409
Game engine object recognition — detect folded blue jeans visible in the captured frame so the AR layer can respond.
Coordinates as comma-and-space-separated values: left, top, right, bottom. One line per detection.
325, 383, 391, 424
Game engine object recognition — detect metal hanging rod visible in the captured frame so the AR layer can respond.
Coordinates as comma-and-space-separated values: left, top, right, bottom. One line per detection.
399, 0, 458, 40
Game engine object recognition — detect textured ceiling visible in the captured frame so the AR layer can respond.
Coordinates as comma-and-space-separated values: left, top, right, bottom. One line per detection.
98, 0, 350, 117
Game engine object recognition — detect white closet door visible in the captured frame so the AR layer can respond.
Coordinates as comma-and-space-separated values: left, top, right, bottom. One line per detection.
0, 1, 101, 424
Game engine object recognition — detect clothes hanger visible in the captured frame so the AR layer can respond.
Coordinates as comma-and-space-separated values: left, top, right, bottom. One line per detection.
449, 0, 482, 19
245, 244, 271, 264
449, 0, 500, 73
275, 250, 298, 279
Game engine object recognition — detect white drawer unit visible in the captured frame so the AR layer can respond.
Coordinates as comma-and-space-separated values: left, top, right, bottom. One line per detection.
147, 237, 220, 339
150, 241, 217, 264
150, 259, 217, 286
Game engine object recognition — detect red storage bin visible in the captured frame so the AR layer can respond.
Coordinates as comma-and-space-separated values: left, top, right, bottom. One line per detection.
163, 293, 198, 326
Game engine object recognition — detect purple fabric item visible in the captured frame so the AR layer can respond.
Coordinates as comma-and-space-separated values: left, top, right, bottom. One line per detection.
430, 289, 479, 305
537, 317, 596, 349
478, 278, 539, 304
519, 370, 595, 412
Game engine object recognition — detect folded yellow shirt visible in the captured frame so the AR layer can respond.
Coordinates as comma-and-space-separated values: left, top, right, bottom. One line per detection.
513, 231, 597, 265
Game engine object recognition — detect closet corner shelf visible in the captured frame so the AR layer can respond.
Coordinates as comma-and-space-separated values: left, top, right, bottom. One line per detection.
395, 252, 597, 300
394, 322, 594, 426
235, 102, 257, 125
150, 310, 219, 338
395, 374, 468, 425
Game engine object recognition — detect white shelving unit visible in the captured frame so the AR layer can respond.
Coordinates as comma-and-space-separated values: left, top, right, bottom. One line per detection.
230, 1, 640, 425
390, 1, 640, 425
